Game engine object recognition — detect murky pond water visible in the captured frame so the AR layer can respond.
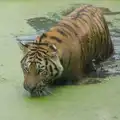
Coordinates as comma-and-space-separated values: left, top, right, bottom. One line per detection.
0, 0, 120, 120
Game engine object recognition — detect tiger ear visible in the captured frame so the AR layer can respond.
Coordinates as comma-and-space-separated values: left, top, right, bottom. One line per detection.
17, 41, 30, 54
15, 35, 36, 54
49, 44, 58, 59
51, 51, 57, 58
50, 51, 60, 61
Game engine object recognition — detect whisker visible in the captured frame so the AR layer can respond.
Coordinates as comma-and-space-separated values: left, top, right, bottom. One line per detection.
38, 91, 42, 96
45, 87, 53, 95
42, 90, 48, 96
47, 90, 53, 95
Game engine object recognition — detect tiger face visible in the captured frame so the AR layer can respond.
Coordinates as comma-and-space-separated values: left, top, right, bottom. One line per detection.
19, 42, 64, 97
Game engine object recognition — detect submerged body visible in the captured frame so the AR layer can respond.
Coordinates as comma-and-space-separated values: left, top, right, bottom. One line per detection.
18, 5, 114, 96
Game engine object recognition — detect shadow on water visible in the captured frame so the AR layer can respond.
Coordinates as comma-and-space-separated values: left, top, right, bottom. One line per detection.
23, 4, 120, 84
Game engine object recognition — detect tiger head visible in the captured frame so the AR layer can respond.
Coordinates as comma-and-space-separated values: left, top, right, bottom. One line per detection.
18, 39, 64, 97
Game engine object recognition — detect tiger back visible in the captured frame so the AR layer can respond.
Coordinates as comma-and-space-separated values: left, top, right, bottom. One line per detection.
38, 4, 114, 77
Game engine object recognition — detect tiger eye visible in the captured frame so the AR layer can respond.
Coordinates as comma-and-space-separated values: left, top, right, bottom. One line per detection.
37, 69, 43, 74
41, 71, 47, 76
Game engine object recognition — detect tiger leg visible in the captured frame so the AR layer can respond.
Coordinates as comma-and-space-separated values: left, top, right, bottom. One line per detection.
85, 61, 97, 74
79, 61, 103, 84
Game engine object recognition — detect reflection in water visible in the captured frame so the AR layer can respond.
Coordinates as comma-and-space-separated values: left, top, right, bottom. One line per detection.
23, 5, 120, 83
26, 13, 60, 33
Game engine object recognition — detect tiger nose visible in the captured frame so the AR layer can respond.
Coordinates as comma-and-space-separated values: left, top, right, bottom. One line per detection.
23, 82, 36, 92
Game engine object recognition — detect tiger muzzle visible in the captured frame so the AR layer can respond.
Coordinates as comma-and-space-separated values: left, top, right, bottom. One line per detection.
23, 82, 36, 93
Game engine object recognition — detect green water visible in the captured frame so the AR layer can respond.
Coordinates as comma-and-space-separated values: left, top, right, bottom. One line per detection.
0, 0, 120, 120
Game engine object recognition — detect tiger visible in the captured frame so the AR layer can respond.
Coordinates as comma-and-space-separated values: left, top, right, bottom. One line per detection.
18, 4, 114, 97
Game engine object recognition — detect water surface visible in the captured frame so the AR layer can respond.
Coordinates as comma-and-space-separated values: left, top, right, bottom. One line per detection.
0, 0, 120, 120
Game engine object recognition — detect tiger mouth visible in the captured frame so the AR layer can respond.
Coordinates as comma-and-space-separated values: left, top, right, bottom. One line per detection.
30, 87, 53, 97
